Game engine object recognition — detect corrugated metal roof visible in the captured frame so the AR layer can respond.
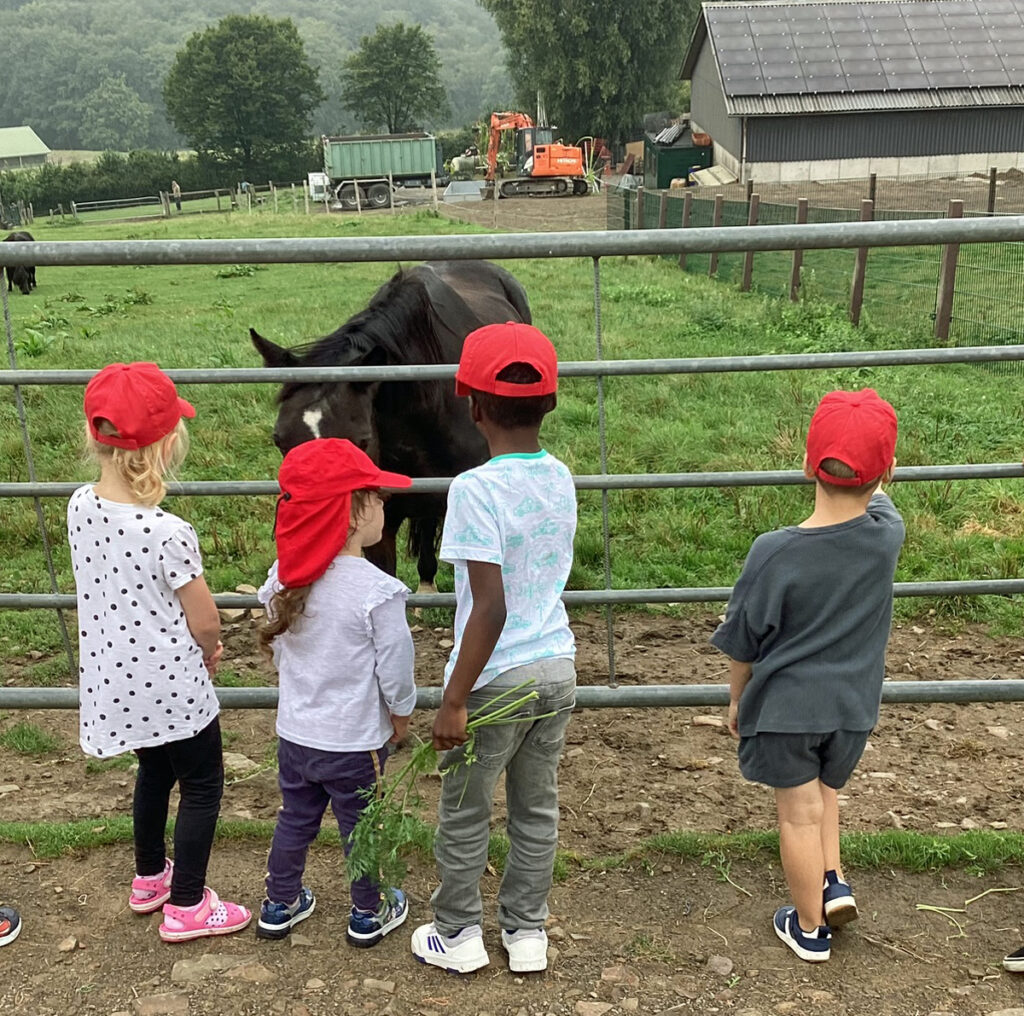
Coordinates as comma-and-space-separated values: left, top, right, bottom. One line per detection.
681, 0, 1024, 115
0, 126, 50, 159
729, 86, 1024, 115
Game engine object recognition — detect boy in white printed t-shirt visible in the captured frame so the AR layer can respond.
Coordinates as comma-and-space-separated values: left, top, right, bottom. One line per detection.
411, 322, 577, 976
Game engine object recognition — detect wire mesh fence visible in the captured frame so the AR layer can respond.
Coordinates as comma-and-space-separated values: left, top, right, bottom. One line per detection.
610, 170, 1024, 354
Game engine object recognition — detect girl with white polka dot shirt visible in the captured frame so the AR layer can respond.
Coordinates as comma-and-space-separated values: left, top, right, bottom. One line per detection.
68, 362, 251, 942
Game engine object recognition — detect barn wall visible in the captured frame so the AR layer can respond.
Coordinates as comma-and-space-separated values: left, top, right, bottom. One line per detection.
746, 108, 1024, 163
689, 40, 742, 170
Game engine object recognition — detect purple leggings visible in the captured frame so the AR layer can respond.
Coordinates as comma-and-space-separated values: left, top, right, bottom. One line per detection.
265, 737, 387, 910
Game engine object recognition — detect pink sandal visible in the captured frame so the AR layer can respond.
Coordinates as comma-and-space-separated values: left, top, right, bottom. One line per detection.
159, 887, 251, 942
130, 860, 173, 914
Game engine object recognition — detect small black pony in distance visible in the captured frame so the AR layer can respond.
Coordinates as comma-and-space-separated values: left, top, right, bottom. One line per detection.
2, 232, 36, 296
251, 259, 532, 592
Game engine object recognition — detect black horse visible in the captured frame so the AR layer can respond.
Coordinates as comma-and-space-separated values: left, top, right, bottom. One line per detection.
251, 259, 531, 591
2, 232, 36, 296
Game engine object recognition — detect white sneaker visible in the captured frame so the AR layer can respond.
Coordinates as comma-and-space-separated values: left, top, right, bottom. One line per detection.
411, 922, 489, 974
501, 927, 548, 972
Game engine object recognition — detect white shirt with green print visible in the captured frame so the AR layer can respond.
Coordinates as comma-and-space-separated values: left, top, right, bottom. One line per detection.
440, 450, 577, 690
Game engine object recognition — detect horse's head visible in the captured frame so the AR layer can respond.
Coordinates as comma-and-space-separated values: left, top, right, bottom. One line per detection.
251, 328, 386, 457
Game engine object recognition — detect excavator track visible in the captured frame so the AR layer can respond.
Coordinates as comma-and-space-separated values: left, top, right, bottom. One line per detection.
497, 176, 588, 198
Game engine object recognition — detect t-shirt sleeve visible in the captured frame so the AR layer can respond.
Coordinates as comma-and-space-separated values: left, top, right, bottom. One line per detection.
709, 538, 781, 663
368, 589, 417, 718
160, 523, 204, 591
440, 474, 503, 566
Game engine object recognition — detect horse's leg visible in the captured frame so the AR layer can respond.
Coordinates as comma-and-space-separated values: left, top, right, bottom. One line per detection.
413, 517, 439, 595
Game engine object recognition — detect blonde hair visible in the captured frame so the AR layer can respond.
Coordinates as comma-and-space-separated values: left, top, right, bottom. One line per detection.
258, 489, 377, 657
86, 418, 189, 507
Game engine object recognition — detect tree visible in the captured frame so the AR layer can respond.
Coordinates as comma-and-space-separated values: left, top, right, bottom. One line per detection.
340, 22, 450, 134
80, 75, 153, 151
479, 0, 701, 145
163, 14, 324, 176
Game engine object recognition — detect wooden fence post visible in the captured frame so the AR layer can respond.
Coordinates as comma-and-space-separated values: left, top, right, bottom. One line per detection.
272, 184, 279, 213
934, 199, 964, 343
657, 191, 668, 230
430, 170, 438, 212
790, 198, 808, 301
987, 167, 998, 216
634, 186, 645, 229
708, 194, 724, 277
304, 185, 310, 215
868, 173, 877, 206
678, 191, 693, 271
290, 182, 296, 213
388, 173, 396, 216
740, 192, 760, 292
849, 199, 873, 325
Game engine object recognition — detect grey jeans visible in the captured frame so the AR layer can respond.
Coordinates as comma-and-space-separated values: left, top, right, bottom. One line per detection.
431, 657, 576, 936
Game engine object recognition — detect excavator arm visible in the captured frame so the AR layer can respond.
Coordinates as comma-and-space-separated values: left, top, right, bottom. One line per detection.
485, 111, 534, 182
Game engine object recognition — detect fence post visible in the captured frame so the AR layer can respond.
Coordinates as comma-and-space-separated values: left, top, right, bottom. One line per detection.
388, 172, 396, 216
934, 199, 964, 343
868, 173, 877, 206
304, 185, 310, 215
430, 170, 438, 212
740, 192, 760, 292
849, 198, 873, 325
290, 183, 296, 213
678, 191, 693, 271
68, 201, 76, 221
708, 194, 724, 277
657, 191, 668, 230
987, 167, 998, 216
790, 198, 808, 301
272, 184, 279, 214
634, 186, 645, 229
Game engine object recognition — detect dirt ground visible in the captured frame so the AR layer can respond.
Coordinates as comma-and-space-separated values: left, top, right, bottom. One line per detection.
436, 191, 610, 233
4, 612, 1024, 1014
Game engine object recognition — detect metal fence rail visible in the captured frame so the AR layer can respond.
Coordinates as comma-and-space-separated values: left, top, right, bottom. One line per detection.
5, 221, 1024, 709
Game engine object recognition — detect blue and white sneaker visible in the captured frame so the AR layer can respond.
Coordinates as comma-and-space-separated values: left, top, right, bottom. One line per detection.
773, 906, 831, 962
411, 922, 490, 974
823, 869, 858, 927
256, 886, 316, 940
347, 889, 408, 948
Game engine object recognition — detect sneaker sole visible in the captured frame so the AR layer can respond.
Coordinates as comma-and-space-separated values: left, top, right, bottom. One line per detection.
256, 899, 316, 940
507, 955, 548, 973
0, 921, 22, 948
159, 913, 252, 943
346, 903, 409, 948
130, 890, 171, 915
774, 917, 830, 963
413, 952, 490, 975
824, 900, 859, 927
1004, 956, 1024, 973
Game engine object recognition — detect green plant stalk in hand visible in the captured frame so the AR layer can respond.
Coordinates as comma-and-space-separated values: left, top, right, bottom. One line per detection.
345, 679, 556, 895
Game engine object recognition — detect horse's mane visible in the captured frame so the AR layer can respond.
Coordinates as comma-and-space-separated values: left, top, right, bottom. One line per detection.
287, 267, 445, 369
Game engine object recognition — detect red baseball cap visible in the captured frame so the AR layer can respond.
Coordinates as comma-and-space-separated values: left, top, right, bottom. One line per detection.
274, 438, 412, 588
84, 362, 195, 450
455, 321, 558, 397
806, 388, 898, 487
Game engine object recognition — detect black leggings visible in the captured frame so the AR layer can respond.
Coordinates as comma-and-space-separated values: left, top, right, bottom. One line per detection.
133, 717, 224, 907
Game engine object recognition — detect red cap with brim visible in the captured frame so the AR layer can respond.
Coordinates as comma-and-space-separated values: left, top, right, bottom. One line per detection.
455, 321, 558, 397
274, 438, 412, 588
806, 388, 898, 487
84, 362, 195, 450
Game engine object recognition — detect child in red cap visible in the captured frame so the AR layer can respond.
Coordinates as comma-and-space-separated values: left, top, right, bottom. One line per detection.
69, 362, 251, 941
711, 389, 904, 963
411, 322, 577, 975
256, 438, 416, 945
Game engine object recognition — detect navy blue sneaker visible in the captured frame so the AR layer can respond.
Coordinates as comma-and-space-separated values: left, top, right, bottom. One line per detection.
823, 869, 858, 927
773, 906, 831, 962
256, 887, 316, 940
0, 906, 21, 947
347, 889, 409, 948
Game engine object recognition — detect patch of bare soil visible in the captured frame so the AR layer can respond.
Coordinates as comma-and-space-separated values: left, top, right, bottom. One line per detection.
4, 613, 1024, 1011
436, 192, 610, 233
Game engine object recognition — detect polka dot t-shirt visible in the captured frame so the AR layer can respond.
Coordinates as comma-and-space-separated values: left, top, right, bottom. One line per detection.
67, 485, 219, 757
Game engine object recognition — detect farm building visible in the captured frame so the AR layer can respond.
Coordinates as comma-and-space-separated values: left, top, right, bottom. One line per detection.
0, 126, 50, 170
681, 0, 1024, 183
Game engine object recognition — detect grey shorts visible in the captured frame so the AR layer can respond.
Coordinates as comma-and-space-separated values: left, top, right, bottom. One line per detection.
738, 729, 871, 789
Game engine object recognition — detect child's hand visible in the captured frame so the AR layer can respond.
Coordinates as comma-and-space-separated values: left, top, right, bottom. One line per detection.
432, 701, 468, 751
727, 700, 740, 739
204, 641, 224, 675
390, 713, 411, 744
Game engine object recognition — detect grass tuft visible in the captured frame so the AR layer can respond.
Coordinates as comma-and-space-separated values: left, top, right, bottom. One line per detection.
0, 722, 60, 756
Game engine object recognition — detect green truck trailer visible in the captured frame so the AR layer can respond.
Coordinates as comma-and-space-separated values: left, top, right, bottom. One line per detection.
321, 132, 446, 209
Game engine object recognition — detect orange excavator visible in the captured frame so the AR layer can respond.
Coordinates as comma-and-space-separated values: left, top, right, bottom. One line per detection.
485, 111, 589, 198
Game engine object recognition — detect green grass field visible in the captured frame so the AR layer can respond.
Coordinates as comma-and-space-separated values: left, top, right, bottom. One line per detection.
4, 208, 1024, 669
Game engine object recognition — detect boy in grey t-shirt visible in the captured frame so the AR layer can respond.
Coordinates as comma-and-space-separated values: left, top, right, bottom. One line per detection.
711, 389, 904, 964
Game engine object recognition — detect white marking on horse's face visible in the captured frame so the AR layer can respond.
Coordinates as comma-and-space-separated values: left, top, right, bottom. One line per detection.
302, 408, 324, 439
